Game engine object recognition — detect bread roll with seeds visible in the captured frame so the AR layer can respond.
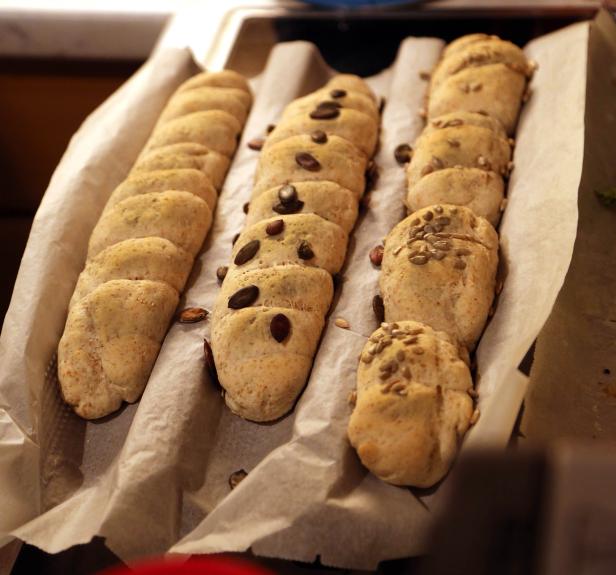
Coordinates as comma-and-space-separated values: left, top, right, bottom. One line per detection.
348, 321, 473, 487
326, 74, 377, 102
407, 116, 512, 188
265, 108, 378, 157
428, 63, 527, 135
105, 169, 217, 213
132, 143, 230, 190
421, 110, 507, 140
252, 134, 368, 198
228, 214, 348, 276
380, 204, 498, 350
246, 181, 358, 235
58, 70, 251, 419
143, 110, 241, 157
281, 87, 379, 123
212, 307, 326, 422
407, 168, 504, 226
212, 74, 379, 421
430, 39, 530, 93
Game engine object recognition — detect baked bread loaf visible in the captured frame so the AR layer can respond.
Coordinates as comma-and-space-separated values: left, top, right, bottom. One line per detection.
212, 74, 380, 421
427, 35, 534, 134
380, 204, 498, 351
349, 34, 530, 487
347, 321, 473, 487
406, 111, 512, 225
58, 71, 251, 419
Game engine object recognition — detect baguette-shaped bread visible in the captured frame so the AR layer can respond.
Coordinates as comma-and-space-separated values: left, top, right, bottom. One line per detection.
132, 143, 230, 190
246, 181, 358, 235
212, 74, 379, 422
265, 108, 378, 157
58, 279, 179, 419
252, 134, 368, 199
88, 191, 212, 259
428, 63, 527, 135
58, 70, 251, 419
105, 169, 217, 214
347, 321, 473, 487
229, 214, 348, 276
380, 204, 498, 350
143, 110, 242, 157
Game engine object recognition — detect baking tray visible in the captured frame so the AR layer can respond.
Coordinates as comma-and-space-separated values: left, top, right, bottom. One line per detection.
189, 1, 600, 75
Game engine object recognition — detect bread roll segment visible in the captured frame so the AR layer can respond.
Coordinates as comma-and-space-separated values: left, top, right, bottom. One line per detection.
380, 204, 499, 350
212, 75, 380, 421
58, 70, 252, 419
348, 321, 473, 487
349, 33, 531, 487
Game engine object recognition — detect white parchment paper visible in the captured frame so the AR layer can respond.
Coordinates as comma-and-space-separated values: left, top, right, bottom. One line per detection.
0, 18, 590, 571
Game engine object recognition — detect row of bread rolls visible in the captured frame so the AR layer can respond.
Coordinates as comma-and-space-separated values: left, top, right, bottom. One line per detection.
57, 71, 252, 419
348, 34, 534, 487
211, 75, 380, 422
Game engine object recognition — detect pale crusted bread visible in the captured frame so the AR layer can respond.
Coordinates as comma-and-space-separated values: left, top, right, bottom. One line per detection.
58, 279, 178, 419
159, 87, 250, 125
215, 265, 334, 323
132, 143, 230, 190
176, 70, 251, 95
407, 121, 511, 188
245, 181, 358, 234
421, 110, 507, 140
211, 306, 324, 422
144, 110, 241, 157
229, 213, 348, 275
431, 39, 529, 93
380, 204, 498, 350
428, 63, 527, 135
252, 134, 368, 199
407, 167, 504, 227
325, 74, 377, 102
265, 108, 378, 157
348, 321, 473, 487
58, 70, 250, 419
88, 190, 212, 259
281, 87, 379, 123
442, 33, 499, 59
105, 169, 217, 214
70, 238, 193, 307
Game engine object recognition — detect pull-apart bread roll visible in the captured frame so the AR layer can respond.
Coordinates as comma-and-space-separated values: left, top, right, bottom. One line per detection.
428, 35, 534, 134
212, 74, 380, 422
348, 321, 473, 487
58, 71, 251, 419
132, 143, 230, 191
406, 111, 512, 225
381, 204, 498, 351
349, 34, 529, 488
252, 134, 368, 199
